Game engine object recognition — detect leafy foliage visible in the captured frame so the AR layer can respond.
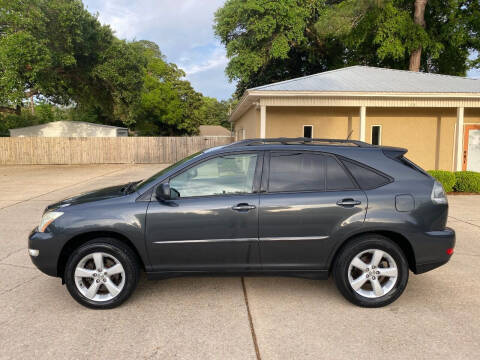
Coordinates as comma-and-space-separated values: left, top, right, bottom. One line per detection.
0, 0, 145, 125
427, 170, 480, 193
215, 0, 480, 96
453, 171, 480, 193
131, 41, 204, 135
196, 97, 234, 129
214, 0, 336, 96
427, 170, 456, 192
317, 0, 480, 74
0, 1, 229, 135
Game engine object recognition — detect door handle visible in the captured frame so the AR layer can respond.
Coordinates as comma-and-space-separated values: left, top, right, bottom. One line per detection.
336, 198, 361, 207
232, 203, 256, 211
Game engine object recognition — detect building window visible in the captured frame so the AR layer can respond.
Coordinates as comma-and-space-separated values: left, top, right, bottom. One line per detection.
303, 125, 313, 138
371, 125, 381, 145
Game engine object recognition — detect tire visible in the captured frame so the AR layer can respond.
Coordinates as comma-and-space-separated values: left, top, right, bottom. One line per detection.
333, 234, 409, 308
65, 238, 140, 309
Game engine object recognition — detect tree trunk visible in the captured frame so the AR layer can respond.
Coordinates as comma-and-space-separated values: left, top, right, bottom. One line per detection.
409, 0, 428, 72
29, 94, 35, 115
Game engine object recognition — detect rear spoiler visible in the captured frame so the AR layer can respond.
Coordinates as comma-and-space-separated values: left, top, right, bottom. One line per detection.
381, 147, 408, 160
382, 147, 431, 177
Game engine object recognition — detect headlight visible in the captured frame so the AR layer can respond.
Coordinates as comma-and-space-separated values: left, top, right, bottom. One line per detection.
38, 211, 64, 232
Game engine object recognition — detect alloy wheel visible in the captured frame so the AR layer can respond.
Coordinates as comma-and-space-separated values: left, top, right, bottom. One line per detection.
347, 249, 398, 298
74, 252, 126, 302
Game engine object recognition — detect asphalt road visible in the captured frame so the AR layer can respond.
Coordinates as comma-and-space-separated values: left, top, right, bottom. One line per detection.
0, 165, 479, 360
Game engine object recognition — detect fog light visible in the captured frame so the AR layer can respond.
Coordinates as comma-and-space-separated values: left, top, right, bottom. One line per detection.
446, 248, 454, 255
29, 249, 39, 257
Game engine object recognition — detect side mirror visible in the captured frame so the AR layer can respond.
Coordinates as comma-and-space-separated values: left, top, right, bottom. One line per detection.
155, 183, 171, 200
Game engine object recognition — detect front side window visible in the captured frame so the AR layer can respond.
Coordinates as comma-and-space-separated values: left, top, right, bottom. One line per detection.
169, 153, 258, 198
268, 152, 325, 192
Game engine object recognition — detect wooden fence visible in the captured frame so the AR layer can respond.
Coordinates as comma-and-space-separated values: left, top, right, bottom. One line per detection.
0, 136, 234, 164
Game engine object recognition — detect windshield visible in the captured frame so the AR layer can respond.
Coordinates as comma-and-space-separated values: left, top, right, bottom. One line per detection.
135, 151, 203, 191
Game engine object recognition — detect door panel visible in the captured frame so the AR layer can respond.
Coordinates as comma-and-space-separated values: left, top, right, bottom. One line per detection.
145, 151, 262, 272
258, 150, 366, 270
464, 125, 480, 171
259, 191, 367, 269
146, 195, 260, 271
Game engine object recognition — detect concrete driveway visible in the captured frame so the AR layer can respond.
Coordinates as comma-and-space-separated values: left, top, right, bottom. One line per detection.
0, 165, 479, 360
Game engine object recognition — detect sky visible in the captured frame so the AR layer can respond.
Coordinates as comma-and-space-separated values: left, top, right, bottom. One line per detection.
83, 0, 479, 101
83, 0, 234, 100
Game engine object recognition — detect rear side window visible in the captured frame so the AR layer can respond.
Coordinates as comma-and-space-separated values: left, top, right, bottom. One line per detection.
341, 158, 391, 190
269, 152, 325, 192
326, 157, 357, 191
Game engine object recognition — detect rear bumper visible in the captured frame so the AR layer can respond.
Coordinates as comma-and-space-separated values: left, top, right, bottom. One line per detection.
413, 227, 455, 274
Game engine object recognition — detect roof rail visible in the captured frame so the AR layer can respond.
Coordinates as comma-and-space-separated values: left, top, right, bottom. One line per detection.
227, 137, 373, 147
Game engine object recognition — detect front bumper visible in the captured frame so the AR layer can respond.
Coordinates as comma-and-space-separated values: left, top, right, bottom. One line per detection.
413, 227, 455, 274
28, 228, 62, 277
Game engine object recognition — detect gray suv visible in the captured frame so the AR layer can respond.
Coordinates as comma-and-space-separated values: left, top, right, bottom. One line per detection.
28, 138, 455, 309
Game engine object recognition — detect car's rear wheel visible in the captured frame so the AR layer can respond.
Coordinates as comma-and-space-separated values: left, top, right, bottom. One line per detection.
65, 238, 139, 309
333, 234, 409, 307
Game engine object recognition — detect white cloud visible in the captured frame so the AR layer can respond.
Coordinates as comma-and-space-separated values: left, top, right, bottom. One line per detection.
180, 48, 228, 75
83, 0, 235, 99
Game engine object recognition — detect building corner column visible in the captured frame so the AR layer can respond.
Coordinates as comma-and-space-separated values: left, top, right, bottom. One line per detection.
359, 106, 366, 142
260, 105, 266, 138
455, 107, 465, 171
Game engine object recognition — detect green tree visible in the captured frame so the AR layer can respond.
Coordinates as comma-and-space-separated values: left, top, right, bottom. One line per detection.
316, 0, 480, 74
214, 0, 338, 97
132, 41, 204, 136
0, 0, 145, 125
215, 0, 480, 96
196, 97, 233, 129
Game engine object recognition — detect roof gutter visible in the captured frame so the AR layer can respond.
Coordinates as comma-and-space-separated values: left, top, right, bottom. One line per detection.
228, 90, 480, 123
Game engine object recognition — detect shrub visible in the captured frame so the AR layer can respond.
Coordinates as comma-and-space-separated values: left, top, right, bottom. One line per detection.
427, 170, 456, 192
453, 171, 480, 193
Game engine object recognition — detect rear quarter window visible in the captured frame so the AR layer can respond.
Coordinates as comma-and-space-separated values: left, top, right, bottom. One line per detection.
340, 158, 391, 190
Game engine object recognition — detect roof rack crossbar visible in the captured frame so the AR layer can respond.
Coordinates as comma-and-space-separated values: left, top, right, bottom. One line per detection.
227, 137, 372, 147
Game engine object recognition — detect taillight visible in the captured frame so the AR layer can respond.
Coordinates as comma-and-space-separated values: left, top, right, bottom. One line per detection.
431, 181, 447, 205
446, 248, 454, 255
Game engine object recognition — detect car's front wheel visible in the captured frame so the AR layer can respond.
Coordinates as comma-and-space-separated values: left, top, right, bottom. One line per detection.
333, 234, 409, 307
65, 238, 139, 309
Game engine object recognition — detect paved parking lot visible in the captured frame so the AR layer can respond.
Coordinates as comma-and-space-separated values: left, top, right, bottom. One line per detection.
0, 164, 479, 360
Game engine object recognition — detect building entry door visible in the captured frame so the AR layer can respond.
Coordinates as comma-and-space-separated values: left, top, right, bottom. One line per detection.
463, 125, 480, 171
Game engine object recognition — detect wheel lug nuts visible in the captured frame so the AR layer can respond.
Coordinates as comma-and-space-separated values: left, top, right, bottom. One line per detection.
93, 273, 97, 277
372, 276, 376, 280
103, 278, 107, 282
366, 274, 369, 278
96, 279, 100, 283
376, 271, 380, 274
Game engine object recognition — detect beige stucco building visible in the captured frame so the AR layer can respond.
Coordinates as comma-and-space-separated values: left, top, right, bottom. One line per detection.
229, 66, 480, 172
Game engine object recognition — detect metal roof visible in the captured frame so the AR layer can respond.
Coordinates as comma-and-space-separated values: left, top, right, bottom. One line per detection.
250, 66, 480, 93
